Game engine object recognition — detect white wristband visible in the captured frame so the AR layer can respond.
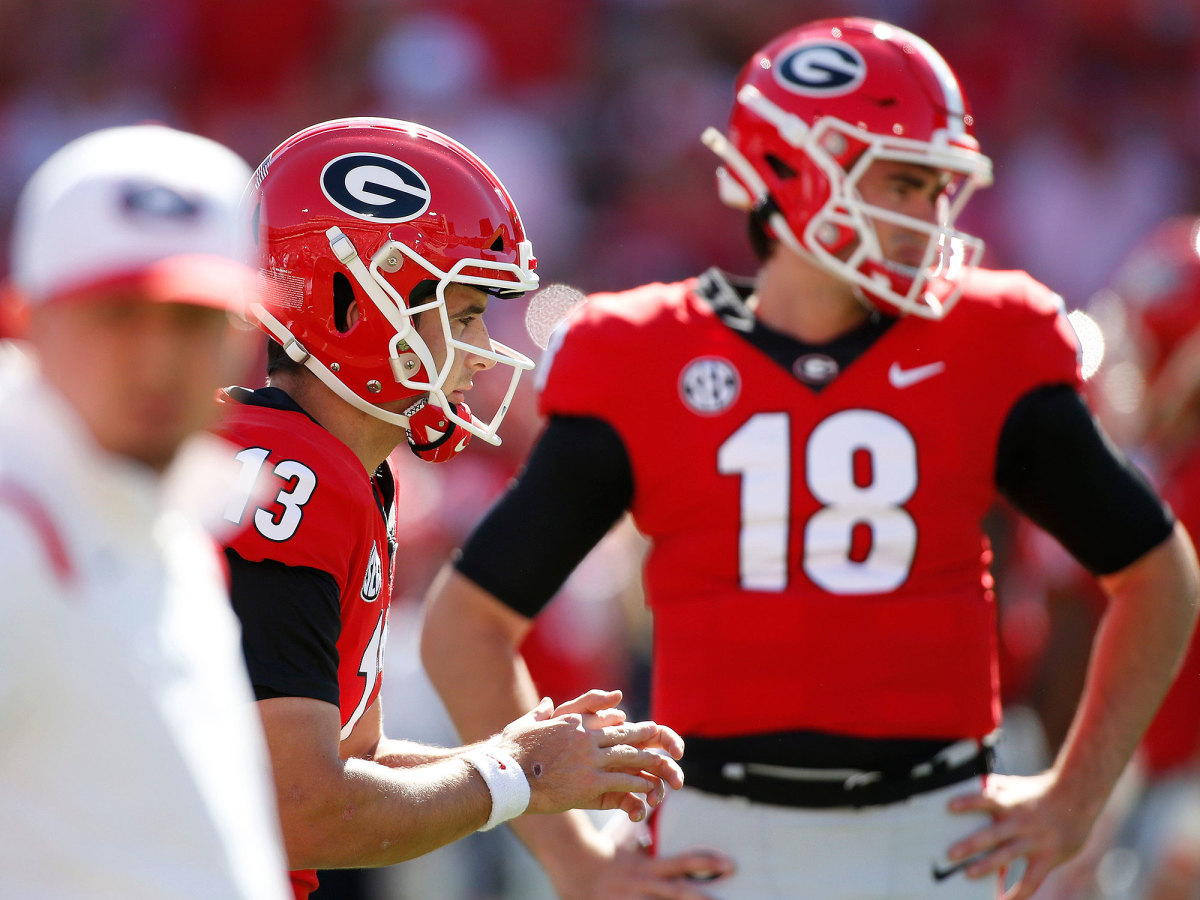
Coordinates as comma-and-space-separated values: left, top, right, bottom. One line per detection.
463, 747, 531, 831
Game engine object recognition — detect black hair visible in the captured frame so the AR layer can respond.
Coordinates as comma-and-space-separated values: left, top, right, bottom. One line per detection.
748, 199, 781, 263
265, 336, 299, 375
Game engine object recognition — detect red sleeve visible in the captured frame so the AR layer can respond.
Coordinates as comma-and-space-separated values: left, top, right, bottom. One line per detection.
959, 268, 1083, 399
538, 281, 694, 431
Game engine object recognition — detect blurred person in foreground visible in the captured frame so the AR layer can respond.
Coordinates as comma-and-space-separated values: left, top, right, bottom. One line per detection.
216, 117, 686, 900
421, 17, 1200, 900
0, 124, 288, 899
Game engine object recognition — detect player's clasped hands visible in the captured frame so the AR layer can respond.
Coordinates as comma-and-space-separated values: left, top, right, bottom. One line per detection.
495, 689, 686, 822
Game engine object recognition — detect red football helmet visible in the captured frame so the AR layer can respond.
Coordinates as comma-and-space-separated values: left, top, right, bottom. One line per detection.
1108, 216, 1200, 379
702, 17, 994, 318
1090, 216, 1200, 451
246, 117, 537, 447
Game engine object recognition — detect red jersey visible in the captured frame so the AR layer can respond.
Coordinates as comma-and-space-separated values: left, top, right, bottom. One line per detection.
538, 269, 1081, 742
216, 390, 395, 899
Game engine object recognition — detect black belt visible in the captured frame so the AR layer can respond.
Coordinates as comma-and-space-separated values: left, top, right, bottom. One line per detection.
680, 733, 994, 810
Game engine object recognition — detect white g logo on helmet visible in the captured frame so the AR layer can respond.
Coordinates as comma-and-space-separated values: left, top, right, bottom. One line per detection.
774, 41, 867, 97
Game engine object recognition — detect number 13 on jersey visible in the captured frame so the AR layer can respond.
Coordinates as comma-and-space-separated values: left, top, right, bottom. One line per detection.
717, 409, 918, 594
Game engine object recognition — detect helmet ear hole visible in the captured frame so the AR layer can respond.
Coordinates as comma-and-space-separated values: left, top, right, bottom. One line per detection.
332, 272, 356, 334
764, 154, 797, 180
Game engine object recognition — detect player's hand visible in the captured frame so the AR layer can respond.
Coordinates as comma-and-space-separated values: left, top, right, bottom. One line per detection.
549, 689, 687, 813
944, 771, 1103, 900
497, 698, 685, 821
551, 817, 734, 900
553, 690, 686, 762
553, 688, 629, 729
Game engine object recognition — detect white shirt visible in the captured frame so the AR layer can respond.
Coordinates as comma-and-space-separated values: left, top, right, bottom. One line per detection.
0, 344, 289, 900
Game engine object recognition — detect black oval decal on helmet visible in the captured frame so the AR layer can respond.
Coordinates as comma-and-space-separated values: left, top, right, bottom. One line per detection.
320, 152, 431, 223
774, 41, 867, 97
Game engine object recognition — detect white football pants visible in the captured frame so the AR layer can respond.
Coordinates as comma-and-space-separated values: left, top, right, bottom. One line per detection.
654, 779, 999, 899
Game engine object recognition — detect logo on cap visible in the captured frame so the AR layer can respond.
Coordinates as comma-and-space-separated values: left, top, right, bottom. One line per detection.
120, 181, 204, 222
775, 40, 867, 96
321, 153, 431, 223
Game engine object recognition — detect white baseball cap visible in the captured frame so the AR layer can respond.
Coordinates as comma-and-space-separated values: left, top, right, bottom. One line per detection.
10, 123, 257, 311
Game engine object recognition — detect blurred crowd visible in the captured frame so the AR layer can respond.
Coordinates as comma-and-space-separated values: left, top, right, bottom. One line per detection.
3, 1, 1200, 898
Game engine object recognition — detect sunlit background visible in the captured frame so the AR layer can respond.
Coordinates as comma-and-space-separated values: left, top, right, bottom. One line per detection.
4, 2, 1198, 898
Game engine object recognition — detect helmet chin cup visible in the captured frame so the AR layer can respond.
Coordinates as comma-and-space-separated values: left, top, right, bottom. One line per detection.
405, 397, 474, 463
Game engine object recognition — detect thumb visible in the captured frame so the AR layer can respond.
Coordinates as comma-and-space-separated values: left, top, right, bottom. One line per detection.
532, 696, 554, 721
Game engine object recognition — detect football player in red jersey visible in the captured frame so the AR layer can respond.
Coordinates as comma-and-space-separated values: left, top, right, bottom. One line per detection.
216, 118, 690, 900
419, 18, 1200, 900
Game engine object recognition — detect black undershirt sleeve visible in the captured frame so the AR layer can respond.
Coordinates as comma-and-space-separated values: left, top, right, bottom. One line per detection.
995, 384, 1175, 575
224, 548, 342, 705
454, 415, 635, 618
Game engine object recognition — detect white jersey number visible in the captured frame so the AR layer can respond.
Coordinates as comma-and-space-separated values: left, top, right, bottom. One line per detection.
341, 610, 387, 741
224, 447, 318, 542
718, 410, 918, 594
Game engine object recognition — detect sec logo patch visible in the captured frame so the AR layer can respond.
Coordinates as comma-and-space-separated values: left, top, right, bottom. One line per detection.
680, 357, 740, 415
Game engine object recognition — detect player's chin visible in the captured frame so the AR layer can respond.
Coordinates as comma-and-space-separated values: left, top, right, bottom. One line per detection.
117, 431, 186, 470
116, 411, 192, 455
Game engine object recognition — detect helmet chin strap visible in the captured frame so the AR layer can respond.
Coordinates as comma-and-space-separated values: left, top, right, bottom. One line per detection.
249, 301, 413, 429
322, 226, 535, 447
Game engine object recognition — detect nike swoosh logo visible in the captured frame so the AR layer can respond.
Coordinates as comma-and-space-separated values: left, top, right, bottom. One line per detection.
889, 360, 946, 388
931, 853, 985, 883
931, 864, 969, 883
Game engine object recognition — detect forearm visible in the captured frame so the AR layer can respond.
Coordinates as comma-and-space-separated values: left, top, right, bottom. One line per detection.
283, 753, 490, 869
370, 737, 461, 767
421, 566, 609, 893
1053, 523, 1200, 810
427, 640, 604, 888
